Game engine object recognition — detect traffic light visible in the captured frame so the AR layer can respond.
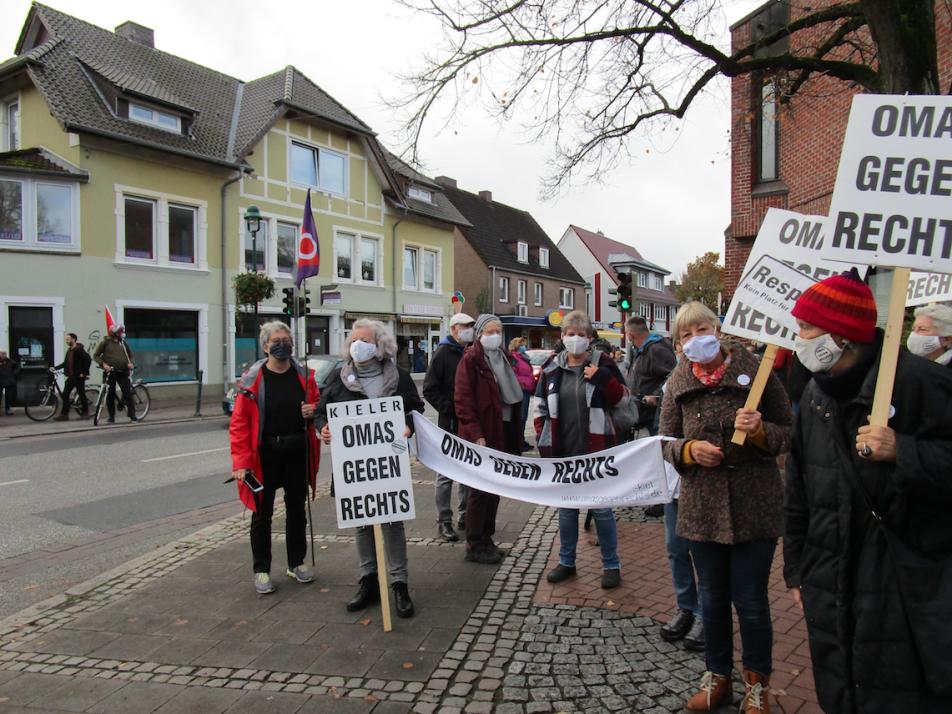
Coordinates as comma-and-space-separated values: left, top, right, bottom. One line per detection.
281, 287, 295, 317
617, 272, 632, 312
297, 292, 311, 316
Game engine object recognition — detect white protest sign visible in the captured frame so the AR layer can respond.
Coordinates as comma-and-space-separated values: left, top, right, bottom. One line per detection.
722, 255, 817, 349
328, 397, 415, 528
824, 94, 952, 274
411, 413, 670, 509
907, 271, 952, 307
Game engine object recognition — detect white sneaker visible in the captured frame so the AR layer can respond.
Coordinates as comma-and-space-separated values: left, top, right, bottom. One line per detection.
254, 572, 275, 594
286, 565, 314, 583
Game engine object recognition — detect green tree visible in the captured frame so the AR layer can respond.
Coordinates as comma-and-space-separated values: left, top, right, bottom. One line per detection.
674, 251, 724, 311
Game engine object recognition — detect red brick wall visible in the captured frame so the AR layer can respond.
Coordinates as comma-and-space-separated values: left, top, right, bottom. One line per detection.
726, 0, 952, 298
453, 227, 491, 310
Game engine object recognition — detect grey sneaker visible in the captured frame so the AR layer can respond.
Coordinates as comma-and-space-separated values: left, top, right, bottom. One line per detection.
286, 565, 314, 583
254, 572, 275, 594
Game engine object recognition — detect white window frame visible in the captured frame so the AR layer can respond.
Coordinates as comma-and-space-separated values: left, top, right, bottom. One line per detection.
517, 279, 527, 305
275, 220, 298, 277
654, 304, 666, 321
652, 273, 664, 290
1, 94, 19, 151
401, 242, 440, 293
0, 176, 81, 252
128, 101, 182, 133
559, 287, 574, 309
421, 248, 438, 292
539, 247, 549, 268
335, 228, 382, 287
499, 276, 510, 303
407, 185, 432, 203
637, 271, 647, 288
517, 241, 529, 263
534, 282, 543, 306
116, 185, 208, 271
289, 140, 347, 197
640, 302, 651, 319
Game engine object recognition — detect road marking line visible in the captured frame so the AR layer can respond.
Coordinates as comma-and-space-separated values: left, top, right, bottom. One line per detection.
0, 479, 29, 487
142, 447, 228, 463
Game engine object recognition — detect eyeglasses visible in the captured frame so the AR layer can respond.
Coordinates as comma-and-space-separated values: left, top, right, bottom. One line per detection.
268, 339, 292, 348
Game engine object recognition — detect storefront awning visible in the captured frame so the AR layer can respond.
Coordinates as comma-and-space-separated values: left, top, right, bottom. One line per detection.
399, 315, 442, 325
344, 312, 395, 321
596, 329, 623, 341
500, 316, 549, 327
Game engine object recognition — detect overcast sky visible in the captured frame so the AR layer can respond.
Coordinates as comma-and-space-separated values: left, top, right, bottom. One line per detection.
2, 0, 765, 278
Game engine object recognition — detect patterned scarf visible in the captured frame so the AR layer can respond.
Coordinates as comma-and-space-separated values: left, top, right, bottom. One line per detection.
692, 355, 732, 387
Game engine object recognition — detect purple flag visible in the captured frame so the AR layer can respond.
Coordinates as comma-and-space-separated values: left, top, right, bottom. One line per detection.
295, 190, 320, 288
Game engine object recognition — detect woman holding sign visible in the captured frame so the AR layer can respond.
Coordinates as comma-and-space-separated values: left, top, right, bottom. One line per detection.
659, 301, 791, 714
454, 314, 524, 564
316, 319, 424, 619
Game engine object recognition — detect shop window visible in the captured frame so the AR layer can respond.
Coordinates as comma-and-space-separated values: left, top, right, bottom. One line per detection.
124, 308, 199, 382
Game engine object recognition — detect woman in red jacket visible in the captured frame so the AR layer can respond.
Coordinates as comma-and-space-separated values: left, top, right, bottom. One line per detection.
509, 336, 535, 451
454, 314, 524, 563
229, 321, 320, 595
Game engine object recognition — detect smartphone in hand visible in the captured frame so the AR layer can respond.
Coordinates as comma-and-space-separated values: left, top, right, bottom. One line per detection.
243, 472, 264, 492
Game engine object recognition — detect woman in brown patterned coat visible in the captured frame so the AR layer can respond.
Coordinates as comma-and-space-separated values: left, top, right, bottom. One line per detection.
659, 302, 792, 714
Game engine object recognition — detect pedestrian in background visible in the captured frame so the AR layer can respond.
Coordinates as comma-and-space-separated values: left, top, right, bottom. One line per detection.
660, 301, 791, 714
53, 333, 91, 420
229, 321, 320, 595
625, 315, 676, 437
509, 336, 535, 451
785, 270, 952, 714
92, 324, 137, 423
535, 310, 630, 590
454, 314, 523, 564
907, 303, 952, 367
423, 312, 475, 542
316, 319, 424, 618
0, 349, 19, 415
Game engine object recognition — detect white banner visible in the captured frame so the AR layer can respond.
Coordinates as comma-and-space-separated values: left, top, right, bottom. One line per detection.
411, 413, 671, 509
907, 271, 952, 307
723, 255, 817, 349
824, 94, 952, 274
329, 397, 416, 528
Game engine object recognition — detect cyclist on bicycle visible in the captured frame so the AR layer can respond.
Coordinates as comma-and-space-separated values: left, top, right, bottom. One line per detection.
93, 323, 138, 423
53, 333, 92, 420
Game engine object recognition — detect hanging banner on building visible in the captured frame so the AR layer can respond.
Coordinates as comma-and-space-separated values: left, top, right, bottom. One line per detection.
823, 94, 952, 274
329, 397, 416, 528
722, 255, 817, 349
411, 413, 670, 509
907, 271, 952, 307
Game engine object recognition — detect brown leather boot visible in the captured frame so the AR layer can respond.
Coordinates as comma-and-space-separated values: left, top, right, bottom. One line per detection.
684, 671, 732, 711
741, 669, 770, 714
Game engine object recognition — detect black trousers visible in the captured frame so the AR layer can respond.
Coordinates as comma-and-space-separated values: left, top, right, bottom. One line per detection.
0, 385, 14, 412
250, 446, 308, 574
464, 488, 500, 552
63, 377, 87, 413
106, 371, 135, 419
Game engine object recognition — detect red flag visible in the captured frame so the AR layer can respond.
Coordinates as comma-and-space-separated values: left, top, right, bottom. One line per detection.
104, 305, 116, 334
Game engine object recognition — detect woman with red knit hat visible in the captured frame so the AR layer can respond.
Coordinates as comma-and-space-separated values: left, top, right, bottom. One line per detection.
785, 268, 952, 714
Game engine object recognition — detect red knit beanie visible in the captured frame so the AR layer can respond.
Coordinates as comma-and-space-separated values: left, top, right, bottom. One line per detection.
791, 268, 877, 343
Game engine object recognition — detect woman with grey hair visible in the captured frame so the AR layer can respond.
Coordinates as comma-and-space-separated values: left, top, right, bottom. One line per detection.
230, 321, 321, 595
534, 310, 629, 589
454, 314, 524, 563
315, 319, 424, 617
908, 303, 952, 367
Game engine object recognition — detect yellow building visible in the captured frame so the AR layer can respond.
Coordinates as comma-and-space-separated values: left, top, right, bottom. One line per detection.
0, 3, 466, 400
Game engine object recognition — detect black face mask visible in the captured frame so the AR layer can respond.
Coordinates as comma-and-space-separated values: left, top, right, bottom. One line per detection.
269, 342, 292, 361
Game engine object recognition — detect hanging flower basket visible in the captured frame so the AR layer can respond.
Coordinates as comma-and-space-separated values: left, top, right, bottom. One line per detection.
234, 271, 275, 306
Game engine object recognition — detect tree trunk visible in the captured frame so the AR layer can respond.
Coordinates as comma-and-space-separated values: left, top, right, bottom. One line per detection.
861, 0, 939, 93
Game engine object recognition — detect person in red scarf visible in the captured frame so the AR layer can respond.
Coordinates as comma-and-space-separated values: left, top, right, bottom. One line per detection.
230, 321, 320, 595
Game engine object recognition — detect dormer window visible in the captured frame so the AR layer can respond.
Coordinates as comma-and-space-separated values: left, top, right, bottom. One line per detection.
407, 185, 432, 203
517, 241, 529, 263
129, 102, 181, 133
539, 247, 549, 268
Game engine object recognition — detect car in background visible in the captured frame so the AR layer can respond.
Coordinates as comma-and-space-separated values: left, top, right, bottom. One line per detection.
524, 349, 554, 387
222, 354, 344, 417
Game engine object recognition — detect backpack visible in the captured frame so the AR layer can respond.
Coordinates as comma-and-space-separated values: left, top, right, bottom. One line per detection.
589, 349, 639, 442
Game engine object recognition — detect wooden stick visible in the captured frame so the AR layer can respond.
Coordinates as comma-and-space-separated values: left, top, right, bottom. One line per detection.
373, 523, 393, 632
870, 267, 910, 427
732, 344, 779, 445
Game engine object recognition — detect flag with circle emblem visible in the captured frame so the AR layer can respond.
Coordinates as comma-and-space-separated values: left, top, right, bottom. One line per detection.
295, 189, 320, 287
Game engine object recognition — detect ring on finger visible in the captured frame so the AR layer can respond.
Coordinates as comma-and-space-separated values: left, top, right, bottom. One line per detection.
860, 443, 872, 458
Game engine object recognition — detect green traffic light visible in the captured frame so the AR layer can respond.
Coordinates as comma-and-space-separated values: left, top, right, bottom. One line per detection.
619, 298, 631, 311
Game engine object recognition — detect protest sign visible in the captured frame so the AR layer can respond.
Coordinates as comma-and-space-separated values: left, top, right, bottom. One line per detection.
824, 94, 952, 274
907, 271, 952, 307
411, 413, 670, 509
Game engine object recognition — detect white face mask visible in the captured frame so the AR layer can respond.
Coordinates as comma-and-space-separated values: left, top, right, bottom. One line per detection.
479, 333, 502, 351
682, 334, 721, 364
562, 335, 590, 356
907, 332, 941, 357
795, 333, 844, 373
457, 328, 474, 344
349, 339, 377, 363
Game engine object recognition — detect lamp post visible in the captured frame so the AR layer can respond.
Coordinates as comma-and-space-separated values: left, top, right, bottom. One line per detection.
244, 205, 262, 359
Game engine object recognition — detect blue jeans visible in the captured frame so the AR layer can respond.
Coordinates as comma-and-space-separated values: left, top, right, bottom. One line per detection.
664, 500, 699, 615
558, 508, 620, 570
689, 538, 776, 676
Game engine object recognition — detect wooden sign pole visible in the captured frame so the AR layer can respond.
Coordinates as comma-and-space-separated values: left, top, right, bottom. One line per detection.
373, 524, 393, 632
731, 344, 779, 445
869, 267, 910, 427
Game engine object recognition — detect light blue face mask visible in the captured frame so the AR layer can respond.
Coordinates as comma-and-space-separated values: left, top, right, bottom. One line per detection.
518, 345, 527, 354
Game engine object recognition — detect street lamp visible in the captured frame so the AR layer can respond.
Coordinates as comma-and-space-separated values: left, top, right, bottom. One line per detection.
244, 205, 262, 359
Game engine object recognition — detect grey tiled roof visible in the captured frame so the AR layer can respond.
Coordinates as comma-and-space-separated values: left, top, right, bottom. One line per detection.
381, 150, 471, 227
0, 148, 89, 180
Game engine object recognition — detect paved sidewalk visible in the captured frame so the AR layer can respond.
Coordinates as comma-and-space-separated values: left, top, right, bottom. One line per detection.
0, 462, 820, 712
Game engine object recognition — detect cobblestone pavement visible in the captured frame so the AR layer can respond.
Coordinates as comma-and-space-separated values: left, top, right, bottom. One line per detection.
0, 463, 820, 713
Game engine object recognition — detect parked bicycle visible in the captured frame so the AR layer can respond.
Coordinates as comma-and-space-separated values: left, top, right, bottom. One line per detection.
90, 369, 151, 426
24, 369, 99, 422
